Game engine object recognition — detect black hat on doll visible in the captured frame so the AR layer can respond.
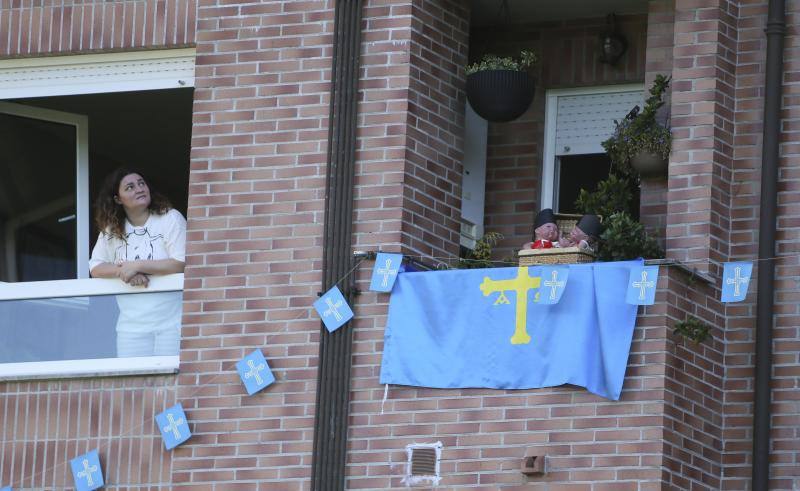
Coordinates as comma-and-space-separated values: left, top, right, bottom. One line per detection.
576, 214, 602, 239
534, 208, 556, 229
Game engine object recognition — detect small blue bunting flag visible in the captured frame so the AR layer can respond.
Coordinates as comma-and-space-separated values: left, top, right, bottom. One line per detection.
721, 262, 753, 302
369, 252, 403, 292
70, 450, 104, 491
538, 266, 569, 305
155, 403, 191, 450
1, 486, 12, 491
236, 349, 275, 395
313, 285, 354, 332
626, 265, 659, 305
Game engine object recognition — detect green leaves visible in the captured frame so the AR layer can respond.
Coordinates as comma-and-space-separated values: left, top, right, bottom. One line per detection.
597, 212, 663, 262
466, 50, 538, 75
601, 74, 672, 174
457, 232, 504, 269
575, 174, 635, 219
673, 317, 710, 344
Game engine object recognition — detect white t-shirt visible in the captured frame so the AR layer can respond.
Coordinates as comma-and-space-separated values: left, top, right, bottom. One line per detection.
89, 209, 186, 269
89, 209, 186, 335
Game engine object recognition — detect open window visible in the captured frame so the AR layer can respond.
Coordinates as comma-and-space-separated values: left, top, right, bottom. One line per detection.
0, 49, 194, 379
0, 102, 89, 282
541, 84, 644, 213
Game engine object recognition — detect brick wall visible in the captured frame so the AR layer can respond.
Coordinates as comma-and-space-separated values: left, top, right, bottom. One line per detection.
667, 0, 738, 271
639, 0, 675, 246
721, 0, 763, 487
471, 14, 648, 259
724, 0, 800, 488
182, 0, 470, 487
0, 377, 175, 489
398, 0, 469, 260
180, 0, 335, 488
0, 0, 195, 58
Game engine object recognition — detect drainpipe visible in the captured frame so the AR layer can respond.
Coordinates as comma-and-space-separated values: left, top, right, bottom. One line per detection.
753, 0, 785, 489
311, 0, 363, 489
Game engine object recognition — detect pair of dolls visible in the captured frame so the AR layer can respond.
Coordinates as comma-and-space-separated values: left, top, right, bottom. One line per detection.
523, 208, 601, 252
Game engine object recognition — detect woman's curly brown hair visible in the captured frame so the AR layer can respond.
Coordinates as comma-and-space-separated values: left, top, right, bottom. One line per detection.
94, 167, 172, 240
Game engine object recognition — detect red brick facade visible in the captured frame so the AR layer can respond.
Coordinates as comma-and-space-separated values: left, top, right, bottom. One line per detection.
0, 0, 195, 57
1, 0, 799, 490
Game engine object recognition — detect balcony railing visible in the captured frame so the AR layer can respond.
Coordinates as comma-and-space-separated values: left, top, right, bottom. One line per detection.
0, 273, 184, 380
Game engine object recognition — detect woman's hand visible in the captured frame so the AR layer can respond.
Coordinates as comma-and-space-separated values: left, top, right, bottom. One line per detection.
116, 261, 142, 283
127, 273, 150, 287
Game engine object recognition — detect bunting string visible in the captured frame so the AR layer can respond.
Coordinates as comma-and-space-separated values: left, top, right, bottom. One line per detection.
11, 257, 369, 490
7, 246, 783, 488
397, 249, 800, 271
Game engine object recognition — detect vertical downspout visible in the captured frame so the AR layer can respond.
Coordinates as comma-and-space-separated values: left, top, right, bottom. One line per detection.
753, 0, 784, 488
311, 0, 363, 489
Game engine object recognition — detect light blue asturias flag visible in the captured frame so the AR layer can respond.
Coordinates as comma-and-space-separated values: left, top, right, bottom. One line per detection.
721, 261, 753, 302
370, 252, 403, 292
379, 260, 642, 400
70, 450, 104, 491
155, 403, 192, 450
626, 265, 659, 305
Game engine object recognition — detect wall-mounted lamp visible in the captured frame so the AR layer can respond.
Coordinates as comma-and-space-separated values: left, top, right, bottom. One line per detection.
599, 14, 628, 65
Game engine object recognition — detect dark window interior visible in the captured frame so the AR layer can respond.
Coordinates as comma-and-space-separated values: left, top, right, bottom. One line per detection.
0, 88, 193, 282
555, 153, 612, 215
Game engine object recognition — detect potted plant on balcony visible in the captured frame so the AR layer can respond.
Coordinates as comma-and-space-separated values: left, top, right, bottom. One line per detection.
602, 74, 672, 178
465, 50, 537, 123
575, 173, 664, 262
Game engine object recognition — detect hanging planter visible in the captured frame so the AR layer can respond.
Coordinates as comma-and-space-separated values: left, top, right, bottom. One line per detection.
466, 70, 535, 123
630, 151, 668, 178
465, 50, 537, 123
602, 74, 672, 179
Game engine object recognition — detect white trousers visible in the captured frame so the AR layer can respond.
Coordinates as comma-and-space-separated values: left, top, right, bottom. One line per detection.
116, 328, 180, 357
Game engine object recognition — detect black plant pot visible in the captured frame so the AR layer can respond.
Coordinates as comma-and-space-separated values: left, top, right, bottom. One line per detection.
466, 69, 535, 123
630, 151, 668, 179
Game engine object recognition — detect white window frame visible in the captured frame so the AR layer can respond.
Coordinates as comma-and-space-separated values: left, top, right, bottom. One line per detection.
0, 48, 195, 379
0, 274, 183, 380
540, 83, 644, 210
0, 101, 90, 280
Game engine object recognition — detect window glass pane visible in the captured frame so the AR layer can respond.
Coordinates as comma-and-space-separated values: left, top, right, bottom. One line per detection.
0, 291, 183, 363
0, 112, 77, 282
556, 153, 612, 214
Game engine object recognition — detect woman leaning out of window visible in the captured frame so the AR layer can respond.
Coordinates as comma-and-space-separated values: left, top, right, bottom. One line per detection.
89, 167, 186, 358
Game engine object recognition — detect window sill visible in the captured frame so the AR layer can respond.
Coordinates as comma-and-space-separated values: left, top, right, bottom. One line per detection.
0, 274, 184, 380
0, 356, 179, 381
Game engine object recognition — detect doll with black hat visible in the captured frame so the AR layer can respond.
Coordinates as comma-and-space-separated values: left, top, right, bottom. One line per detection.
559, 214, 601, 252
522, 208, 560, 250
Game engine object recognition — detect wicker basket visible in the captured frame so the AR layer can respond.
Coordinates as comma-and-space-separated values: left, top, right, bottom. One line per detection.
518, 246, 595, 266
553, 213, 582, 241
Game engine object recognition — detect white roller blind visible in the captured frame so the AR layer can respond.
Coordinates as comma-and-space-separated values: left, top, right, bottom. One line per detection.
554, 90, 644, 156
0, 48, 195, 99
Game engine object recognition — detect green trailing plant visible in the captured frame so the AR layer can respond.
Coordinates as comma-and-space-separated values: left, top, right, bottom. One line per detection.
602, 74, 672, 175
597, 212, 663, 262
575, 173, 635, 219
457, 232, 504, 269
466, 50, 538, 75
673, 316, 710, 344
575, 174, 663, 261
573, 76, 673, 261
